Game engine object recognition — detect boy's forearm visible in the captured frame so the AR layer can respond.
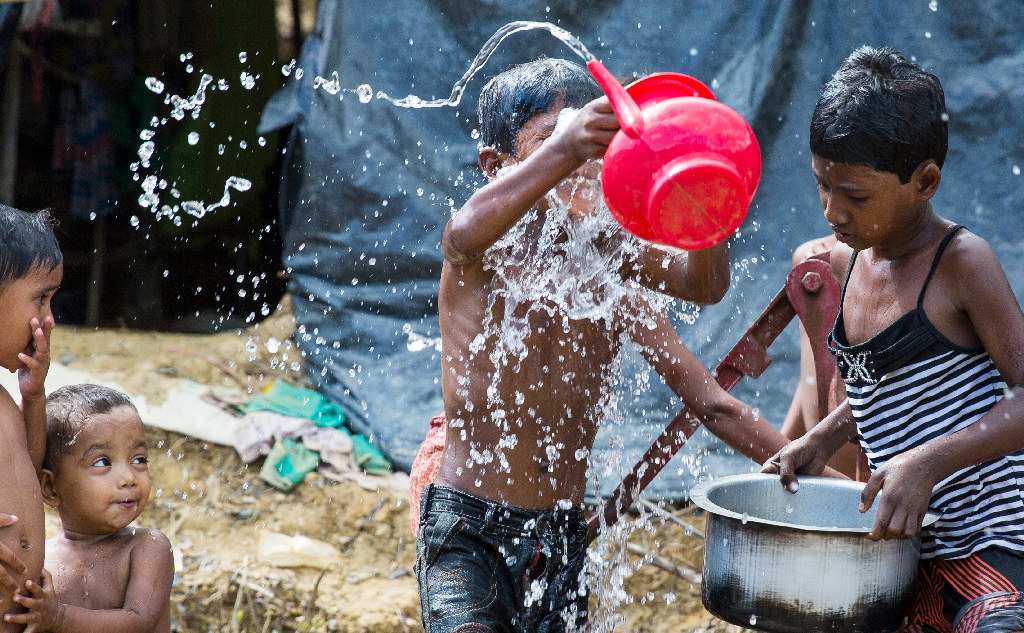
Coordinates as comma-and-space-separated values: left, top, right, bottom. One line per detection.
442, 142, 582, 264
913, 384, 1024, 481
628, 242, 730, 305
703, 400, 789, 465
22, 395, 46, 475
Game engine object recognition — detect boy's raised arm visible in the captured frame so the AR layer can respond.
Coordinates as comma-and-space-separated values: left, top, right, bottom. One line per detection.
18, 316, 53, 476
441, 97, 619, 264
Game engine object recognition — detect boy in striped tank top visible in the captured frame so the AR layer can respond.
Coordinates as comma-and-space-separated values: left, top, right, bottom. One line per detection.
763, 46, 1024, 632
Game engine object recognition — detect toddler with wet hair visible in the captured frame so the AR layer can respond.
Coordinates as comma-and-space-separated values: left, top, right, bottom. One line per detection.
4, 384, 173, 633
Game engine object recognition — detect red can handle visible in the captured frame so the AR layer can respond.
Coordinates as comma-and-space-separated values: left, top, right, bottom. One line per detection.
587, 60, 644, 139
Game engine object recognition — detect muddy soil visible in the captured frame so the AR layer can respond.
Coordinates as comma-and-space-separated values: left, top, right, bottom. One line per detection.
43, 297, 743, 633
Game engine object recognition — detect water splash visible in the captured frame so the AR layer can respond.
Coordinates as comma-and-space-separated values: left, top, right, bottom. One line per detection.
168, 73, 214, 120
377, 21, 596, 109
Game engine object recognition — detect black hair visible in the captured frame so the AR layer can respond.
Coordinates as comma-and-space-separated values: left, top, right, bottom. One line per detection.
810, 46, 947, 183
0, 205, 62, 289
477, 57, 602, 156
44, 384, 136, 472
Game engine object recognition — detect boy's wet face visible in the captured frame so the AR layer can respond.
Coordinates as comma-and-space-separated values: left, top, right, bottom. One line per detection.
811, 156, 919, 251
514, 107, 602, 220
0, 264, 62, 371
46, 405, 151, 536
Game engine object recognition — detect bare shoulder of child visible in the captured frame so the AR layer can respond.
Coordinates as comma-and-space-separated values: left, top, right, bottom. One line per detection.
0, 205, 62, 632
7, 385, 173, 633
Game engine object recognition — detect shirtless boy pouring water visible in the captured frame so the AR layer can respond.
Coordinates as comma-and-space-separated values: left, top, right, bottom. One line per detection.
415, 58, 795, 633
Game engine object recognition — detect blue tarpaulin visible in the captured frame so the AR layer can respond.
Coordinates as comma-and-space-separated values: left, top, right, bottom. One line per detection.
260, 0, 1024, 500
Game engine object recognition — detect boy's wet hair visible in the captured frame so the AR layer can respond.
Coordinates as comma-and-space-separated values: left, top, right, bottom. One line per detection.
810, 46, 947, 183
44, 384, 137, 472
0, 205, 62, 289
477, 57, 602, 156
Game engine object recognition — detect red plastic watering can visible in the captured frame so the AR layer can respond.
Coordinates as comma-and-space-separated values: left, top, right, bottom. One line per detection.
587, 60, 761, 250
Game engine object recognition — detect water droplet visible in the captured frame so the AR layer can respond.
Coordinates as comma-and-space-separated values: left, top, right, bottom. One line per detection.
1013, 165, 1020, 176
238, 51, 247, 63
240, 72, 256, 89
187, 131, 200, 145
357, 84, 373, 103
145, 77, 165, 94
929, 0, 938, 10
137, 141, 155, 166
750, 614, 758, 626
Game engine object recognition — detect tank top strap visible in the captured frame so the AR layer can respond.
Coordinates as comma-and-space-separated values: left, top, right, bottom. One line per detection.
917, 225, 965, 310
837, 249, 858, 311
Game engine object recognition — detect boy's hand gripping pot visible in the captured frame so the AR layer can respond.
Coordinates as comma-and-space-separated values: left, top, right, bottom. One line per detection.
588, 60, 761, 250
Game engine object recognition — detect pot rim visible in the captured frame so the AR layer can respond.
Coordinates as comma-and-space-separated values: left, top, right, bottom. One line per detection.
690, 473, 940, 534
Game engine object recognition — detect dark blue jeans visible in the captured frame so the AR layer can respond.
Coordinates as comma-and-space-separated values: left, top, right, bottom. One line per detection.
415, 484, 589, 633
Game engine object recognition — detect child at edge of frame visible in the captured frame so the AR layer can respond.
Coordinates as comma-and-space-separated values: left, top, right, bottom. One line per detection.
416, 57, 817, 633
0, 204, 60, 632
762, 45, 1024, 632
4, 385, 173, 633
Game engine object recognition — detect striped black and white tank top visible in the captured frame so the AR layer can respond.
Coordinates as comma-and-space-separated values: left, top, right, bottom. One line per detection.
829, 225, 1024, 560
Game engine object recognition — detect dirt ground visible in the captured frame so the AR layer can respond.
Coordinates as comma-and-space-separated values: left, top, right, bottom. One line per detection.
44, 297, 745, 633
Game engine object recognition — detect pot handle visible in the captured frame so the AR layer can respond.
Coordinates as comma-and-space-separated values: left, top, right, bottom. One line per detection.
587, 60, 644, 139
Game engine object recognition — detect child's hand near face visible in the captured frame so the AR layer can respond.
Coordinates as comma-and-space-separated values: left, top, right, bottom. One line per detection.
0, 513, 28, 595
17, 316, 53, 403
6, 569, 64, 633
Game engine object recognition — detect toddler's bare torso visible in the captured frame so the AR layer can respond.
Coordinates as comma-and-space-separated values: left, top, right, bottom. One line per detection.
46, 528, 171, 633
0, 389, 44, 633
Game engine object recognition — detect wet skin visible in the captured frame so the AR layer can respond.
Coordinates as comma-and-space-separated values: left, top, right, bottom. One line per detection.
437, 98, 791, 510
0, 265, 61, 632
6, 406, 173, 633
764, 157, 1024, 540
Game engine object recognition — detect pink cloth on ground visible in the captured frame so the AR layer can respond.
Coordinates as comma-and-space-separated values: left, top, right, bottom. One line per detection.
408, 414, 446, 536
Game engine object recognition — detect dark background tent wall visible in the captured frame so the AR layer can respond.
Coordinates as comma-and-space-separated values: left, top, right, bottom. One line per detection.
262, 0, 1024, 500
0, 0, 319, 330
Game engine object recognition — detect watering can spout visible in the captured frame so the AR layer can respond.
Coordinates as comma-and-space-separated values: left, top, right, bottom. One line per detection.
587, 60, 644, 139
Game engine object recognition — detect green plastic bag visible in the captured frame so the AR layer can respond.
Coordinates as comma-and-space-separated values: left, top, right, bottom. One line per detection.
259, 439, 320, 491
241, 382, 346, 428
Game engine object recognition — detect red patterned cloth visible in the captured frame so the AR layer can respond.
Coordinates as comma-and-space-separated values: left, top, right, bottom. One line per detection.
409, 414, 446, 536
901, 548, 1024, 633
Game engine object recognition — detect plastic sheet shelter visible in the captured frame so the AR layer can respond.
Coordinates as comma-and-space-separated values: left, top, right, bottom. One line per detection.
259, 0, 1024, 499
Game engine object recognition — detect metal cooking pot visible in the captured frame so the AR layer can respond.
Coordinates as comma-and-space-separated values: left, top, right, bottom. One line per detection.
689, 474, 939, 633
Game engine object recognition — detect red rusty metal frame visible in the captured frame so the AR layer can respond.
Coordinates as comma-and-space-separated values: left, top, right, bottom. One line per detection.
587, 255, 841, 541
